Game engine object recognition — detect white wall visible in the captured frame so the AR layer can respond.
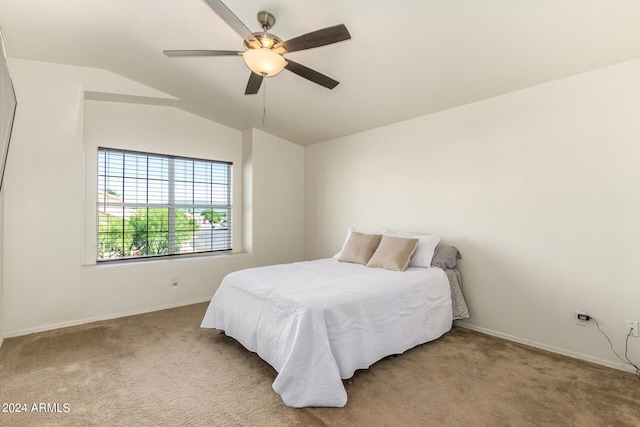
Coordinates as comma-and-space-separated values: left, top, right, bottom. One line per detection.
2, 59, 304, 336
248, 129, 305, 267
305, 58, 640, 371
240, 128, 305, 267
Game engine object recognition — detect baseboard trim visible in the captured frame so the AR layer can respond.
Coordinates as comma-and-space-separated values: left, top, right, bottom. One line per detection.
454, 321, 636, 374
3, 297, 213, 339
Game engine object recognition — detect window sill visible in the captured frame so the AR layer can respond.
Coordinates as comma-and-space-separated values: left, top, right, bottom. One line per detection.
83, 251, 251, 269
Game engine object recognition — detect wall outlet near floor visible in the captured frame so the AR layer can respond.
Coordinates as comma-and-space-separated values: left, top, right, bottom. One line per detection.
626, 321, 639, 337
171, 276, 179, 287
576, 311, 589, 326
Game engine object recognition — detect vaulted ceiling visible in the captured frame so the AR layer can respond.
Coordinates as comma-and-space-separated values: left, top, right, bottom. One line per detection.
1, 0, 640, 145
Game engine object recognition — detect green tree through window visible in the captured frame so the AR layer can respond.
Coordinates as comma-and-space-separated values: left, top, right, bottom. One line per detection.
201, 209, 226, 225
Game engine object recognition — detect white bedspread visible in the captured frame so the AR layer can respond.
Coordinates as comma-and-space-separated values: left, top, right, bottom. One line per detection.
201, 259, 453, 407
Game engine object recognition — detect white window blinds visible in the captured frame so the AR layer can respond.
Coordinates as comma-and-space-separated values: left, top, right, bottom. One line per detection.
97, 147, 232, 261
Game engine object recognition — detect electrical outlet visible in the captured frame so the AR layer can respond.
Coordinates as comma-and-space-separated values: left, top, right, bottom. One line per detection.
576, 311, 589, 326
626, 321, 639, 337
171, 276, 179, 287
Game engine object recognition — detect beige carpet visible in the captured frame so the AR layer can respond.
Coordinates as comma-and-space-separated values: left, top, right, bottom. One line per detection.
1, 302, 639, 427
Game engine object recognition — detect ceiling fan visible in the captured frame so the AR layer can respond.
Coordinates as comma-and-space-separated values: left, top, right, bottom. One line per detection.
163, 0, 351, 95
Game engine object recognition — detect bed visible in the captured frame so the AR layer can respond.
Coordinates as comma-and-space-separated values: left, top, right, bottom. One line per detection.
201, 235, 469, 407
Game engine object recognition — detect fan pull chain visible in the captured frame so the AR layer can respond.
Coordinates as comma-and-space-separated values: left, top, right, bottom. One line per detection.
262, 77, 267, 128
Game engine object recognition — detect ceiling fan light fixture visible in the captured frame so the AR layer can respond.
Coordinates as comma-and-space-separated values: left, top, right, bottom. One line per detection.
259, 36, 275, 48
163, 2, 351, 94
242, 47, 286, 76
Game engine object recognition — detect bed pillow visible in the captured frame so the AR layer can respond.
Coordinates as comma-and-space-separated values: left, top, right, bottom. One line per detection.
367, 235, 419, 271
338, 231, 382, 265
333, 227, 385, 259
431, 244, 462, 269
385, 232, 441, 268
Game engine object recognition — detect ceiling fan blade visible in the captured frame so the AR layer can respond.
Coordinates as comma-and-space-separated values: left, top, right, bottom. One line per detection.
245, 72, 264, 95
284, 60, 339, 89
274, 24, 351, 53
201, 0, 260, 49
163, 50, 242, 57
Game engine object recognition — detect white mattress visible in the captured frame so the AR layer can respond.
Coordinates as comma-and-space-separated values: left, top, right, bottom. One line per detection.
201, 258, 453, 407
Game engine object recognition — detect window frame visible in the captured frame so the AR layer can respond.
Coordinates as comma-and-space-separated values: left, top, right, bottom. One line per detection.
96, 147, 233, 263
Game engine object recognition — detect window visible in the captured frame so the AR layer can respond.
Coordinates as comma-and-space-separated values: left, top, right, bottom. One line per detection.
97, 147, 232, 261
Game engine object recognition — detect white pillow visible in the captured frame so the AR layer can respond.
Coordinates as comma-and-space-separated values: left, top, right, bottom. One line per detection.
384, 231, 441, 268
333, 227, 386, 259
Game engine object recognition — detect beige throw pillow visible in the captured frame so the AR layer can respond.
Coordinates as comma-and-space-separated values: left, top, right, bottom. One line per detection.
367, 235, 419, 271
338, 232, 382, 265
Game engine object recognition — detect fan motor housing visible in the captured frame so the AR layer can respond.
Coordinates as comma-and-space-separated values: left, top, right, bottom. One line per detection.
245, 32, 282, 50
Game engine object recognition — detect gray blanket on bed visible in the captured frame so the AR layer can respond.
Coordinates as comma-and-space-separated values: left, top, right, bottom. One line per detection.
445, 268, 470, 320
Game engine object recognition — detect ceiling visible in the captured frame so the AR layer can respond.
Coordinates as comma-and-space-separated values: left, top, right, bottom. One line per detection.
1, 0, 640, 146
